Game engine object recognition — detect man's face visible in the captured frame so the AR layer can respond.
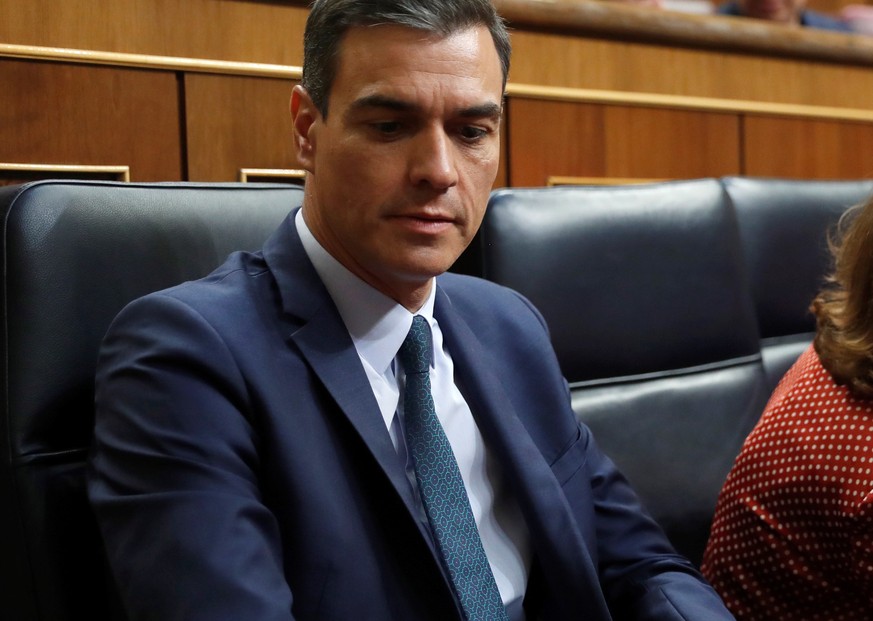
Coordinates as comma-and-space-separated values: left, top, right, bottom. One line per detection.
292, 24, 504, 308
738, 0, 806, 24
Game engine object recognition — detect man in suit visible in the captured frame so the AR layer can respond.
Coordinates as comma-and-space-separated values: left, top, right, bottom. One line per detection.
88, 0, 735, 619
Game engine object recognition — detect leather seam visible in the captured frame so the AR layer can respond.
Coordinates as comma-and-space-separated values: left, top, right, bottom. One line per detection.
568, 353, 762, 389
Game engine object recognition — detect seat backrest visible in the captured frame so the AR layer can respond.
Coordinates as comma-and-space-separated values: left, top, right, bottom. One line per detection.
0, 180, 303, 621
478, 180, 770, 565
724, 176, 873, 391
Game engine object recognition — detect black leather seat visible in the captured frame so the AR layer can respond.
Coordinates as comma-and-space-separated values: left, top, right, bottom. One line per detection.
725, 176, 873, 391
0, 180, 303, 621
478, 180, 771, 566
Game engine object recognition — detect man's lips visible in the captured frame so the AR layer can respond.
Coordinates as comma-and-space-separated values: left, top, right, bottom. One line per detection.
390, 212, 459, 234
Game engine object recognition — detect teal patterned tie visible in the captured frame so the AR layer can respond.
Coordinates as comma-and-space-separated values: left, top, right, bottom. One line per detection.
399, 315, 508, 621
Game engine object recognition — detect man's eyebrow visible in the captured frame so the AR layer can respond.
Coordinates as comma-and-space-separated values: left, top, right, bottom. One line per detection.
349, 94, 416, 114
348, 95, 502, 121
456, 102, 502, 121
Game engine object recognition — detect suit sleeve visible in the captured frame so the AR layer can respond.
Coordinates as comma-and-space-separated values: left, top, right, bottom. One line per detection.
87, 293, 295, 621
511, 290, 735, 620
581, 428, 735, 620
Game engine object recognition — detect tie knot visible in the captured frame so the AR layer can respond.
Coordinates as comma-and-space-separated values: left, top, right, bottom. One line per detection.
399, 315, 432, 375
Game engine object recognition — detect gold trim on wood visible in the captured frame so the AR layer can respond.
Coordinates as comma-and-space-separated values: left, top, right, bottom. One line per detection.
507, 83, 873, 123
239, 168, 306, 184
4, 43, 873, 123
0, 43, 302, 79
547, 176, 666, 186
0, 163, 130, 182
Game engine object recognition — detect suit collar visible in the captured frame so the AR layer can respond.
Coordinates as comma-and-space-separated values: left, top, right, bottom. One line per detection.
262, 213, 452, 587
261, 213, 413, 502
261, 209, 330, 323
292, 208, 439, 386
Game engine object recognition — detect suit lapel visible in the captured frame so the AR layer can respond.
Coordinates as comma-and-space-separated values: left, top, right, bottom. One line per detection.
291, 310, 406, 492
434, 283, 612, 620
261, 213, 440, 553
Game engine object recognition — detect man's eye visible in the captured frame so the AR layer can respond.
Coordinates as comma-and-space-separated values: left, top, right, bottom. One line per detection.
459, 126, 488, 141
372, 121, 402, 135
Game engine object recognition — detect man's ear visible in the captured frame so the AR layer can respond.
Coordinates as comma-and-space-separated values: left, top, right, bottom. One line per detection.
291, 84, 319, 172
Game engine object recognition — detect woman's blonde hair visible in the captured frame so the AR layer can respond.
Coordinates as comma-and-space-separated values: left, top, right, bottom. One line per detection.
813, 193, 873, 397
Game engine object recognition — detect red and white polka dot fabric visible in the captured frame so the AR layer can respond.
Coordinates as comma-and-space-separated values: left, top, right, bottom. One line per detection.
702, 345, 873, 619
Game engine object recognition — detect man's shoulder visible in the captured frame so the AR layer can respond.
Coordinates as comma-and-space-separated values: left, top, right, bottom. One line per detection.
436, 272, 547, 334
123, 249, 271, 322
437, 271, 507, 294
437, 272, 530, 309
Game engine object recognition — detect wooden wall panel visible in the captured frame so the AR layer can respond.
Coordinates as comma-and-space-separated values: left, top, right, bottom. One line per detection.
0, 0, 309, 66
603, 107, 741, 179
507, 99, 607, 187
507, 98, 742, 185
184, 74, 298, 181
509, 30, 873, 110
0, 59, 183, 181
744, 116, 873, 179
4, 1, 873, 186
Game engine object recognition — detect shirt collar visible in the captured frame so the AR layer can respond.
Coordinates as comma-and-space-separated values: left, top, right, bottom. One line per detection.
295, 209, 436, 377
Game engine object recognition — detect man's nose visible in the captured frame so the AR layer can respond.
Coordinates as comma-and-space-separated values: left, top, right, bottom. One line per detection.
408, 127, 458, 190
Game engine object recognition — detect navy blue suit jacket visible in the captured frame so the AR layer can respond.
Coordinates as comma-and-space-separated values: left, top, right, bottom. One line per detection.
88, 212, 734, 620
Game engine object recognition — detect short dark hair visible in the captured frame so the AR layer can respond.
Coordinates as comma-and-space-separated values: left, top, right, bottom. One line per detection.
302, 0, 511, 117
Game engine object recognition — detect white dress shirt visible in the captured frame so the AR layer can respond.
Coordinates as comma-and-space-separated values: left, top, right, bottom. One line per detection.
295, 211, 530, 614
